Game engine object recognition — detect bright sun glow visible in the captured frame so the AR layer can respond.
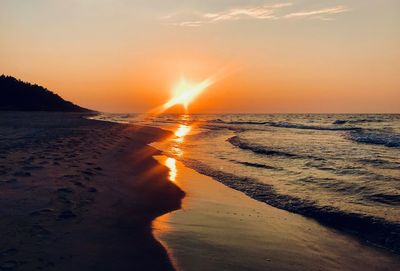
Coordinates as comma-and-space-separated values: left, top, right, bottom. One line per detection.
163, 77, 214, 111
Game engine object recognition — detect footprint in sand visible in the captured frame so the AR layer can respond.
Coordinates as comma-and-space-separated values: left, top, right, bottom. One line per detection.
61, 174, 79, 180
22, 165, 43, 171
0, 260, 18, 270
57, 187, 74, 204
31, 224, 52, 237
81, 169, 95, 176
57, 210, 77, 220
13, 171, 31, 177
88, 187, 97, 193
57, 187, 74, 194
72, 181, 85, 188
0, 248, 18, 257
0, 179, 17, 184
30, 208, 55, 216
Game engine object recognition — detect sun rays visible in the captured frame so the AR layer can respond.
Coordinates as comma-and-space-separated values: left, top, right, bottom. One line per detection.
162, 76, 214, 112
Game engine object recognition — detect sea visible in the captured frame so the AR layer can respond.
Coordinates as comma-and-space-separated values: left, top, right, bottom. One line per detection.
92, 113, 400, 251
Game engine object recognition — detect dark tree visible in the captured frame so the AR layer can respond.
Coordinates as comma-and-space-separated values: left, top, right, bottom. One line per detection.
0, 75, 92, 112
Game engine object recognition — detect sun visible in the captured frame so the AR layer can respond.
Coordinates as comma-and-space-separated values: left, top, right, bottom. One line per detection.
163, 77, 213, 111
148, 70, 225, 115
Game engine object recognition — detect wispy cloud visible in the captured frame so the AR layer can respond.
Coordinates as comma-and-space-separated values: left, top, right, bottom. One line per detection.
165, 2, 291, 26
162, 2, 350, 27
203, 3, 292, 22
284, 5, 349, 19
177, 21, 205, 27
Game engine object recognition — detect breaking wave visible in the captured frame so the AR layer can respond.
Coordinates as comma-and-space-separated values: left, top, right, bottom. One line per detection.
177, 157, 400, 254
348, 130, 400, 148
227, 136, 299, 158
209, 119, 361, 131
267, 122, 361, 131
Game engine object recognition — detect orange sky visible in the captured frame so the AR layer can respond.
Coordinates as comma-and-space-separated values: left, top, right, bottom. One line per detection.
1, 1, 399, 113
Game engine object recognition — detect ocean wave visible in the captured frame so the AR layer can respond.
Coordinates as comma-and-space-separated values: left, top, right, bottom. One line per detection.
268, 121, 361, 131
333, 119, 348, 125
348, 130, 400, 148
209, 119, 361, 131
295, 176, 384, 199
333, 118, 386, 125
366, 193, 400, 206
176, 158, 400, 253
358, 159, 400, 170
230, 159, 283, 171
227, 136, 299, 158
208, 119, 269, 125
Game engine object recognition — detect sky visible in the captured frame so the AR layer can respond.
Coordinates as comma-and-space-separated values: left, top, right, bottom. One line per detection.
1, 0, 399, 113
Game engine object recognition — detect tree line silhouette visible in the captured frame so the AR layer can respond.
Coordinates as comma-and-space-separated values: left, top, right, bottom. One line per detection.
0, 75, 91, 112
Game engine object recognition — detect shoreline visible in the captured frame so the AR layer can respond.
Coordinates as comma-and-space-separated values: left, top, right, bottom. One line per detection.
176, 157, 400, 254
88, 112, 399, 259
143, 116, 400, 255
153, 155, 400, 271
93, 112, 400, 257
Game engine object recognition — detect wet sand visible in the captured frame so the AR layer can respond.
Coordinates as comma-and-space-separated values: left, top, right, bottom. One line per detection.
0, 112, 184, 270
153, 155, 400, 271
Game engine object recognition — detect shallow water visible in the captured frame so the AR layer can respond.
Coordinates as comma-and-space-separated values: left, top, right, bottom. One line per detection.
93, 113, 400, 251
153, 155, 400, 271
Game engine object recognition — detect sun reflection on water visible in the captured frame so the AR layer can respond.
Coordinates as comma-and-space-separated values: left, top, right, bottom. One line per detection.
174, 124, 191, 143
165, 157, 177, 182
164, 116, 192, 181
152, 115, 193, 258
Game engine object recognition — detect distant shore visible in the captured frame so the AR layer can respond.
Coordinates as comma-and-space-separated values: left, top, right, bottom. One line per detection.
0, 112, 183, 270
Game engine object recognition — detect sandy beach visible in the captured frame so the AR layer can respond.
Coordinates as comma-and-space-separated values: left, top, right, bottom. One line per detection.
0, 112, 184, 270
